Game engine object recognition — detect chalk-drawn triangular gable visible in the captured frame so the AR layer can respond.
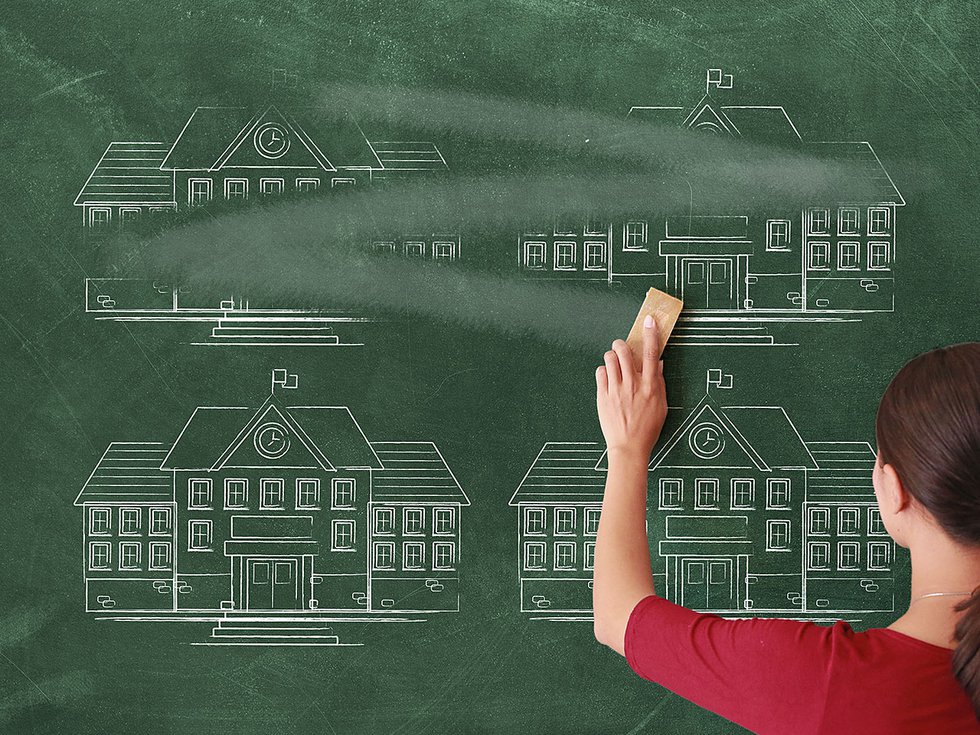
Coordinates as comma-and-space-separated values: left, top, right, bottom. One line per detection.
682, 94, 737, 135
215, 397, 336, 472
214, 105, 336, 171
648, 395, 769, 471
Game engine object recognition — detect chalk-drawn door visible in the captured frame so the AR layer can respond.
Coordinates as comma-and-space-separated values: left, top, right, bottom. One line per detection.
247, 558, 300, 609
681, 558, 735, 610
682, 259, 736, 309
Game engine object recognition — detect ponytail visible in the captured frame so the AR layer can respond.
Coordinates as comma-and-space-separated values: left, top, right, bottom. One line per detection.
953, 588, 980, 718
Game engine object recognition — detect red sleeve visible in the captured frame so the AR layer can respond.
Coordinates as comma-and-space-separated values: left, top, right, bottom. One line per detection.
624, 594, 839, 735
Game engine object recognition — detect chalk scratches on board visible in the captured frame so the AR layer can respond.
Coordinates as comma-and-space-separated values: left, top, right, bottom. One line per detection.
510, 369, 897, 622
517, 69, 906, 347
74, 370, 469, 646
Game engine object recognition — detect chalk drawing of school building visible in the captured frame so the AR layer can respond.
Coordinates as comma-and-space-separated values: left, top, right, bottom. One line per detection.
74, 370, 469, 645
517, 69, 905, 336
509, 370, 896, 621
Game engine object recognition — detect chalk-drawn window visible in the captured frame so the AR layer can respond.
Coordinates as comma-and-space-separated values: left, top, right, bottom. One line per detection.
523, 541, 546, 570
404, 241, 426, 257
584, 241, 608, 271
296, 177, 319, 192
188, 178, 212, 206
554, 241, 577, 270
524, 507, 546, 535
806, 208, 830, 235
868, 507, 887, 536
88, 541, 111, 571
403, 541, 425, 570
838, 242, 860, 270
89, 208, 111, 228
89, 507, 111, 535
584, 508, 601, 536
119, 508, 141, 536
259, 178, 284, 195
149, 542, 172, 571
433, 507, 455, 535
373, 241, 397, 254
433, 241, 457, 260
188, 520, 212, 551
585, 219, 608, 236
838, 507, 860, 535
188, 478, 212, 509
731, 478, 756, 509
331, 177, 356, 188
374, 507, 395, 535
329, 478, 353, 509
837, 207, 860, 235
120, 208, 140, 228
224, 178, 247, 200
659, 478, 683, 509
373, 542, 395, 570
807, 541, 831, 570
554, 541, 576, 570
554, 507, 576, 535
868, 241, 891, 271
224, 479, 248, 509
554, 220, 578, 236
694, 479, 719, 510
766, 220, 791, 251
837, 541, 860, 570
433, 542, 455, 570
624, 221, 648, 250
868, 541, 891, 570
584, 542, 596, 570
766, 520, 791, 551
868, 207, 890, 235
119, 542, 141, 570
404, 507, 425, 535
808, 242, 830, 270
331, 520, 355, 551
149, 508, 170, 536
260, 479, 284, 509
766, 478, 791, 509
523, 241, 546, 269
809, 507, 830, 535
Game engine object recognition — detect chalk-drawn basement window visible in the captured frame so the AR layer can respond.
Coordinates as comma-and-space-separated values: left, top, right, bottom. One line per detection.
584, 508, 601, 536
119, 508, 141, 536
149, 542, 172, 571
188, 478, 212, 509
868, 241, 891, 271
554, 507, 576, 534
149, 508, 170, 536
330, 478, 354, 509
404, 508, 425, 535
868, 507, 887, 536
766, 220, 791, 251
524, 507, 545, 535
867, 207, 890, 235
224, 179, 247, 200
374, 507, 395, 535
584, 241, 607, 271
433, 542, 455, 570
331, 520, 355, 551
837, 541, 860, 570
224, 478, 248, 509
838, 207, 860, 235
731, 478, 756, 509
623, 221, 648, 250
403, 541, 425, 570
554, 541, 576, 570
583, 542, 596, 570
260, 479, 284, 510
659, 479, 683, 509
433, 507, 455, 535
188, 520, 213, 551
554, 242, 576, 270
119, 542, 141, 570
694, 479, 720, 510
838, 507, 861, 535
766, 478, 791, 509
188, 178, 212, 206
88, 542, 111, 571
404, 241, 426, 257
808, 507, 830, 535
807, 541, 831, 571
808, 242, 830, 270
373, 542, 395, 570
838, 242, 860, 270
523, 541, 546, 570
806, 208, 830, 235
868, 541, 891, 570
259, 178, 284, 195
766, 520, 791, 551
523, 242, 546, 269
89, 507, 111, 535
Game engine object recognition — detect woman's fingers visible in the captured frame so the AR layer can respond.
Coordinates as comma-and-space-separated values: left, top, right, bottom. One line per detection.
603, 349, 622, 390
611, 339, 635, 391
595, 365, 608, 396
642, 314, 662, 390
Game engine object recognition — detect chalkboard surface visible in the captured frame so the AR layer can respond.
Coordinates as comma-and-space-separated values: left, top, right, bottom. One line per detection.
2, 2, 979, 733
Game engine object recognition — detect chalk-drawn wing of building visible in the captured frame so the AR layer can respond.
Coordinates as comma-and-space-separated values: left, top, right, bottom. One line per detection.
75, 105, 456, 346
517, 69, 906, 347
509, 370, 896, 621
74, 371, 469, 646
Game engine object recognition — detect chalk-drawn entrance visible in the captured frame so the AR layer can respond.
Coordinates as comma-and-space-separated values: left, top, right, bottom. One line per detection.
246, 557, 301, 610
680, 556, 736, 609
680, 258, 737, 309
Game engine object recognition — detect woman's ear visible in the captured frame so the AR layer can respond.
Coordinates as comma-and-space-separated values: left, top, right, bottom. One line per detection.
875, 454, 914, 546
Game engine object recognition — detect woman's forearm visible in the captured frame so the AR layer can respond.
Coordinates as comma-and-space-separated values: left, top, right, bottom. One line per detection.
593, 446, 656, 655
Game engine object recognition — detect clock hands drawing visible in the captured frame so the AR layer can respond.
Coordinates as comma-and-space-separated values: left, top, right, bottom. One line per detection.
254, 422, 291, 459
253, 122, 290, 159
689, 422, 726, 460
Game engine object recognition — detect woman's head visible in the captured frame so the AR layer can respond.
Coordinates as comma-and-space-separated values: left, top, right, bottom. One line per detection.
873, 342, 980, 716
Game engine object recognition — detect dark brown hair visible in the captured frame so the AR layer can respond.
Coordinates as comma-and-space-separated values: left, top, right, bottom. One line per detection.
876, 342, 980, 717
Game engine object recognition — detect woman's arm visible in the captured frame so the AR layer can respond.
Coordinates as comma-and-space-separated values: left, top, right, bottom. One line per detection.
592, 315, 668, 655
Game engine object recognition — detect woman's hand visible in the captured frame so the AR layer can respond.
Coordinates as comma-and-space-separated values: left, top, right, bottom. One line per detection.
596, 314, 668, 461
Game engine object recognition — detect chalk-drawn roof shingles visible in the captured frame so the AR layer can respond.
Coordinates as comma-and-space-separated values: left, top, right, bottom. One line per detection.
373, 442, 470, 505
508, 443, 607, 504
73, 142, 175, 207
74, 442, 173, 505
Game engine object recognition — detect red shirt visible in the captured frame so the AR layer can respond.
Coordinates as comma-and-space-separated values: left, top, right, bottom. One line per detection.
625, 594, 979, 734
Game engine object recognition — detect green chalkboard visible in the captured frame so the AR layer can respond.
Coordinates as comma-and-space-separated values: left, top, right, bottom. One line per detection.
2, 2, 979, 733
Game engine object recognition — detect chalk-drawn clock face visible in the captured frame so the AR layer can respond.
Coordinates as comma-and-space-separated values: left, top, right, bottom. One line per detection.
254, 422, 290, 459
253, 122, 290, 159
689, 422, 725, 460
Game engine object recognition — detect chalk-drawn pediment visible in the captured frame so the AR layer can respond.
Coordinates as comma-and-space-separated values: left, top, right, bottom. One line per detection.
652, 402, 758, 470
222, 403, 328, 469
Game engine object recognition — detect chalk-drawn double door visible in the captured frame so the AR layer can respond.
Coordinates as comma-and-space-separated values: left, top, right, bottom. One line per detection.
680, 557, 736, 610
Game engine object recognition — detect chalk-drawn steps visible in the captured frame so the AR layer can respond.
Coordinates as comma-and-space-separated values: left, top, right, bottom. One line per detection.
208, 616, 343, 646
670, 321, 776, 347
208, 314, 341, 345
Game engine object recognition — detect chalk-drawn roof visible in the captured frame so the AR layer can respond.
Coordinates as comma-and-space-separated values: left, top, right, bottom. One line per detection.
508, 442, 606, 505
721, 407, 817, 469
627, 100, 802, 145
805, 441, 877, 501
371, 442, 470, 505
73, 142, 175, 206
368, 141, 448, 173
74, 442, 173, 505
805, 142, 905, 205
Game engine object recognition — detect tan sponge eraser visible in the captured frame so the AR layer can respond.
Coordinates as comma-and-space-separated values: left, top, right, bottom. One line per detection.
625, 287, 683, 365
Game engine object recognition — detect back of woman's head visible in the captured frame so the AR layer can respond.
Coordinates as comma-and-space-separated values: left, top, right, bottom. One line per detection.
875, 342, 980, 717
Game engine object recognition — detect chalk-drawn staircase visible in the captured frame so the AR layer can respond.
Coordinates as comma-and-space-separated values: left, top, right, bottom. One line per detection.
209, 616, 342, 646
671, 320, 777, 346
208, 313, 341, 346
